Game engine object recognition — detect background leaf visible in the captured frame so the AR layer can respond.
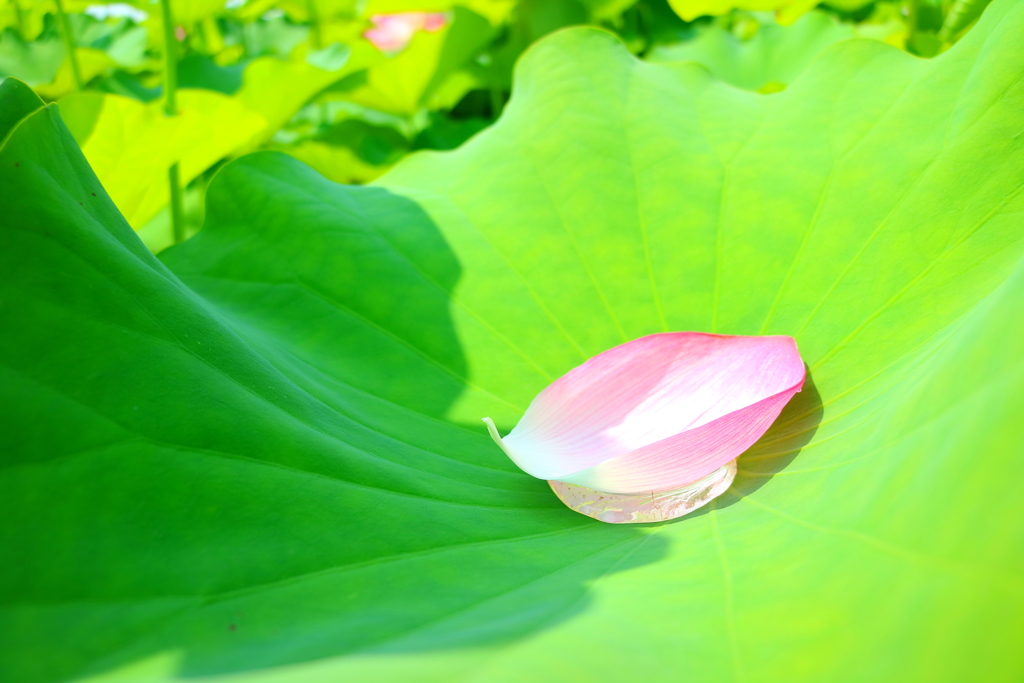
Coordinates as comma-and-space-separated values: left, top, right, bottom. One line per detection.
233, 48, 365, 148
668, 0, 818, 25
0, 29, 65, 84
343, 7, 498, 117
647, 10, 854, 91
58, 89, 267, 228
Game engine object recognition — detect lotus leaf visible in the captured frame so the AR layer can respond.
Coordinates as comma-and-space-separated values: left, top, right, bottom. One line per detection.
3, 1, 1024, 681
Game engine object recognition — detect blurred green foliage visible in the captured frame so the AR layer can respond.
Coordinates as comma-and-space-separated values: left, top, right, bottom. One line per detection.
0, 0, 991, 250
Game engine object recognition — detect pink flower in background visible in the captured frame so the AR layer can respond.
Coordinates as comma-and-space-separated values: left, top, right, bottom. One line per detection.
364, 12, 447, 53
483, 332, 806, 523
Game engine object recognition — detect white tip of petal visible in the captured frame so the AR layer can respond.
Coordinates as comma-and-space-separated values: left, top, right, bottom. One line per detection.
482, 417, 509, 454
486, 332, 805, 496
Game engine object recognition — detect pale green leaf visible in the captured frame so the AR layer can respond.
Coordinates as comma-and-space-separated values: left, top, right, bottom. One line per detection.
58, 89, 266, 227
345, 7, 495, 117
233, 49, 363, 148
668, 0, 819, 25
648, 11, 854, 91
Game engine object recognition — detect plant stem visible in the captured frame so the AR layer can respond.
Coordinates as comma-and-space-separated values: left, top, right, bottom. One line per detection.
159, 0, 186, 243
159, 0, 178, 117
12, 0, 26, 38
193, 18, 208, 54
54, 0, 84, 92
905, 0, 920, 35
306, 0, 322, 50
168, 164, 186, 244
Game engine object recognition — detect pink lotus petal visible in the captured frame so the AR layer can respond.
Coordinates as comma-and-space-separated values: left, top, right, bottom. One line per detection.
363, 12, 447, 53
421, 13, 446, 32
483, 333, 805, 496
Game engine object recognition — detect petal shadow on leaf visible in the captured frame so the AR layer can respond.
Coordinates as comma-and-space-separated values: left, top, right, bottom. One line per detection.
718, 368, 822, 510
658, 368, 822, 523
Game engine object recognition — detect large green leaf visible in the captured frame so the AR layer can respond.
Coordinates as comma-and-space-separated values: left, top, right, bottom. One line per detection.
3, 1, 1024, 682
0, 77, 44, 139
